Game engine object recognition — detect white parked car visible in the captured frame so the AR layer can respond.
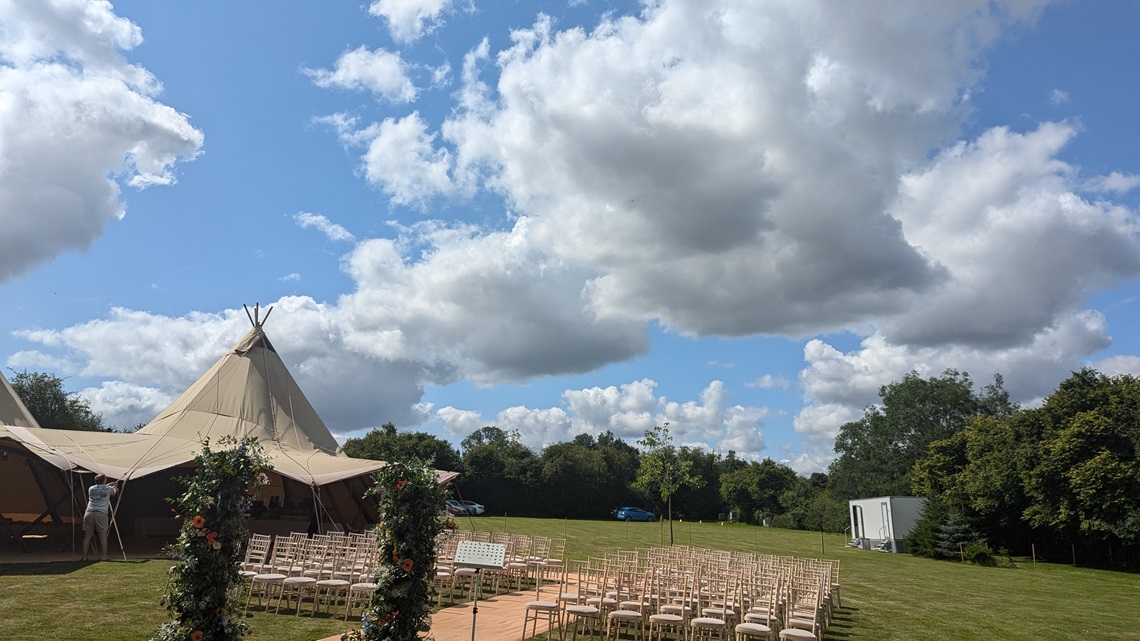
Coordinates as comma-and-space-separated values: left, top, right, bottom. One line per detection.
458, 500, 485, 515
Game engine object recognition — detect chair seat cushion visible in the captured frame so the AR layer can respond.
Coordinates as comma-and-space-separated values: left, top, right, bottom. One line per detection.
566, 605, 600, 616
736, 622, 773, 635
691, 617, 726, 627
779, 628, 816, 640
649, 613, 683, 623
660, 604, 691, 615
526, 601, 560, 611
608, 609, 644, 620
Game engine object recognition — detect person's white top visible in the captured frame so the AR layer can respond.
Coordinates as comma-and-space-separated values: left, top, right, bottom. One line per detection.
86, 483, 117, 513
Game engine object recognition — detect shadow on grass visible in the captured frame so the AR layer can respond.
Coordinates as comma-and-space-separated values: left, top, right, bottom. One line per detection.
0, 561, 94, 576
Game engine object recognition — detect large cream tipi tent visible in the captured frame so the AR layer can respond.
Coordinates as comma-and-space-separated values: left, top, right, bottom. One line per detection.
0, 310, 454, 540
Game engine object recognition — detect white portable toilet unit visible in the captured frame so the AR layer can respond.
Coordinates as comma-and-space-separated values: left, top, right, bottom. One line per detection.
847, 496, 925, 553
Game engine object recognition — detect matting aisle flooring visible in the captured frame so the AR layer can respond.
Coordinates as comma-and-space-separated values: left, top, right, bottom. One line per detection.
322, 589, 541, 641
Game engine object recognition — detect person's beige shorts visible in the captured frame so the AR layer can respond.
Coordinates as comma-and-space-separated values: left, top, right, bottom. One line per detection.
83, 510, 109, 533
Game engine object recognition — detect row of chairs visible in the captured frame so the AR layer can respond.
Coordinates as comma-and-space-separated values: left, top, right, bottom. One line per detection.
523, 546, 839, 641
241, 531, 379, 620
434, 530, 568, 603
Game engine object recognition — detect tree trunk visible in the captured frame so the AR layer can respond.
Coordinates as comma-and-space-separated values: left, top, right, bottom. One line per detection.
668, 494, 674, 545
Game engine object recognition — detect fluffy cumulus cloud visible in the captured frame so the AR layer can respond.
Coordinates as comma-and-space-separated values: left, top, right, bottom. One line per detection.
439, 378, 769, 455
81, 380, 171, 432
331, 0, 1137, 351
367, 0, 462, 44
336, 217, 648, 384
304, 46, 417, 103
0, 0, 203, 282
792, 310, 1113, 464
327, 112, 457, 207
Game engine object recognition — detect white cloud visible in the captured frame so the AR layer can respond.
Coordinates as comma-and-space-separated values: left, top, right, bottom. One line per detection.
746, 374, 789, 390
1083, 171, 1140, 195
1049, 88, 1069, 105
794, 310, 1113, 453
304, 46, 417, 103
0, 0, 203, 282
885, 123, 1140, 348
438, 377, 770, 456
493, 405, 573, 450
281, 273, 301, 282
294, 212, 355, 242
335, 112, 457, 206
421, 1, 1076, 342
337, 217, 648, 383
437, 406, 485, 440
80, 380, 170, 431
1089, 354, 1140, 377
367, 0, 462, 44
562, 379, 660, 438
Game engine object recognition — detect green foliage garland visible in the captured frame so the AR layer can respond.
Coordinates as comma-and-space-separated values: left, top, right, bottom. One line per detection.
344, 459, 447, 641
152, 436, 270, 641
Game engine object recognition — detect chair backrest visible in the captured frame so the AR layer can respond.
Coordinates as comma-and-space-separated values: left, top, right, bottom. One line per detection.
548, 537, 567, 563
245, 533, 272, 570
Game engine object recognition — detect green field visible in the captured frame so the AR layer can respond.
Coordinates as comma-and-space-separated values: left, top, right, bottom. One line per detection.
1, 518, 1136, 640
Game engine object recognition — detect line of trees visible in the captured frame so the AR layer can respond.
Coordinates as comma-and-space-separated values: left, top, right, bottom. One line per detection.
343, 422, 849, 532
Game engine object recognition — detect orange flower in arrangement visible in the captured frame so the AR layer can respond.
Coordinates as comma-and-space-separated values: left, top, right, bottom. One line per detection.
392, 549, 399, 563
206, 531, 217, 545
191, 515, 205, 529
402, 557, 414, 572
395, 479, 407, 490
191, 630, 204, 641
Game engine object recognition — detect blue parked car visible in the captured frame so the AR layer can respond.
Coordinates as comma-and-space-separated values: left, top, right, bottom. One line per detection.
614, 506, 657, 522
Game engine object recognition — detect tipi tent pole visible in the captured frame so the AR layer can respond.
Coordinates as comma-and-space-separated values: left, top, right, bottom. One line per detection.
108, 481, 127, 560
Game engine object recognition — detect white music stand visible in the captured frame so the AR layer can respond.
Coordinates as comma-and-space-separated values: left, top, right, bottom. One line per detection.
454, 540, 507, 641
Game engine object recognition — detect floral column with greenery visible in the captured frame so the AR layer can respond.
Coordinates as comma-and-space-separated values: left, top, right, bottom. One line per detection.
152, 436, 269, 641
344, 459, 447, 641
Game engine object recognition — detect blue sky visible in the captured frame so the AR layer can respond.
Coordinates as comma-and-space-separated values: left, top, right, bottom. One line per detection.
2, 0, 1139, 472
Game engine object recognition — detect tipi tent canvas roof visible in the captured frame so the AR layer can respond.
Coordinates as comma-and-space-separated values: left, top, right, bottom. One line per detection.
0, 369, 39, 428
1, 317, 457, 486
131, 322, 386, 484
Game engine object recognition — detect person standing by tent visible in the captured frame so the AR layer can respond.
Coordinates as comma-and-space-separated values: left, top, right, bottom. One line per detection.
82, 474, 118, 561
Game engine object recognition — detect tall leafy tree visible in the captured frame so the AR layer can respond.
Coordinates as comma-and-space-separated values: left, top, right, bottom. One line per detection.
719, 458, 797, 524
1022, 371, 1140, 546
343, 422, 462, 471
633, 423, 704, 544
671, 448, 725, 521
538, 439, 607, 518
910, 368, 1140, 565
9, 370, 109, 431
459, 426, 540, 516
829, 369, 1014, 500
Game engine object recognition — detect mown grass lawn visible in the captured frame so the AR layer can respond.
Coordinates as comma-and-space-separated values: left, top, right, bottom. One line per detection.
2, 517, 1136, 641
